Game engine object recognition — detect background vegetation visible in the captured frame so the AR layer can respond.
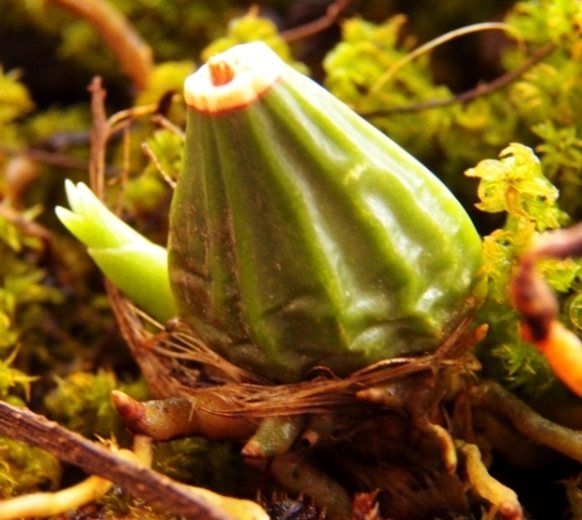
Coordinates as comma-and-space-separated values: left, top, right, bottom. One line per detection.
2, 0, 582, 518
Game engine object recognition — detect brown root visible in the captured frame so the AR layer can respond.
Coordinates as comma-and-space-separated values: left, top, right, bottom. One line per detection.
271, 453, 353, 520
471, 381, 582, 464
510, 222, 582, 396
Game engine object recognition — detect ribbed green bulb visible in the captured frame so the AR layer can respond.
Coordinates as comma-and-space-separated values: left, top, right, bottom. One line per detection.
168, 42, 484, 383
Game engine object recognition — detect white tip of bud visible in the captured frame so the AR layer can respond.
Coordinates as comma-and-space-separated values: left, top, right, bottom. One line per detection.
184, 42, 283, 114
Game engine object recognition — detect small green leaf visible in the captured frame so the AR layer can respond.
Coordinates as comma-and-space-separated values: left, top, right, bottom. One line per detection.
56, 181, 177, 323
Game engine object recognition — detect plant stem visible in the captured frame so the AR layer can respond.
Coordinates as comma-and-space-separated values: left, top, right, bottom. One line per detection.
0, 400, 237, 520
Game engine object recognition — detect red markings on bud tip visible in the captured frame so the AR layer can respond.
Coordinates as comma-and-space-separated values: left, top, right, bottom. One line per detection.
208, 57, 235, 86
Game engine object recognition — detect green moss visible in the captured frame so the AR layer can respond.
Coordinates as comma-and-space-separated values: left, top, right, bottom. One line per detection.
153, 438, 259, 498
44, 370, 150, 441
202, 13, 309, 74
467, 144, 582, 401
3, 1, 582, 517
0, 437, 61, 499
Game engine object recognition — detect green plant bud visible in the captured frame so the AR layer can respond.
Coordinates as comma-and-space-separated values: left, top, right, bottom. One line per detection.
56, 180, 177, 323
169, 42, 484, 383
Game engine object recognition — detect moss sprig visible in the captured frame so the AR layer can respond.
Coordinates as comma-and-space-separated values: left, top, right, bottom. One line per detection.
468, 143, 582, 401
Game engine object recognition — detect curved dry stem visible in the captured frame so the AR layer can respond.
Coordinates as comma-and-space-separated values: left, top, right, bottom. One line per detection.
151, 114, 186, 140
366, 22, 522, 101
107, 102, 160, 133
0, 204, 52, 243
0, 144, 111, 176
0, 400, 237, 520
86, 79, 165, 198
86, 77, 108, 198
281, 0, 352, 43
47, 0, 153, 89
142, 142, 177, 189
361, 42, 556, 117
510, 221, 582, 396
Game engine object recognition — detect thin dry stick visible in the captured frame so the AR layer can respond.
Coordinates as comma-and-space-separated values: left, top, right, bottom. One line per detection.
114, 124, 132, 215
142, 142, 177, 189
0, 144, 121, 176
281, 0, 352, 43
88, 77, 108, 199
361, 42, 556, 118
107, 103, 160, 134
151, 114, 186, 140
367, 22, 522, 101
0, 205, 52, 242
0, 400, 236, 520
88, 81, 167, 199
46, 0, 153, 89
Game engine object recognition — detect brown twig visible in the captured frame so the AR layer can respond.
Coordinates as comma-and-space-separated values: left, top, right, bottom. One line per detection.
46, 0, 153, 90
0, 400, 236, 520
0, 144, 121, 176
88, 77, 109, 199
281, 0, 352, 43
151, 114, 186, 140
360, 42, 556, 118
107, 102, 160, 134
1, 84, 165, 197
113, 124, 131, 215
142, 142, 177, 189
527, 220, 582, 260
509, 221, 582, 397
0, 205, 52, 242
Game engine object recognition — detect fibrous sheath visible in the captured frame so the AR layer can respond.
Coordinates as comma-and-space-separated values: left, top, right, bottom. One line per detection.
169, 42, 483, 383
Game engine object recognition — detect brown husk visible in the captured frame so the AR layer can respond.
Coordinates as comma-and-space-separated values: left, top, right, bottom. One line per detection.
106, 278, 480, 419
